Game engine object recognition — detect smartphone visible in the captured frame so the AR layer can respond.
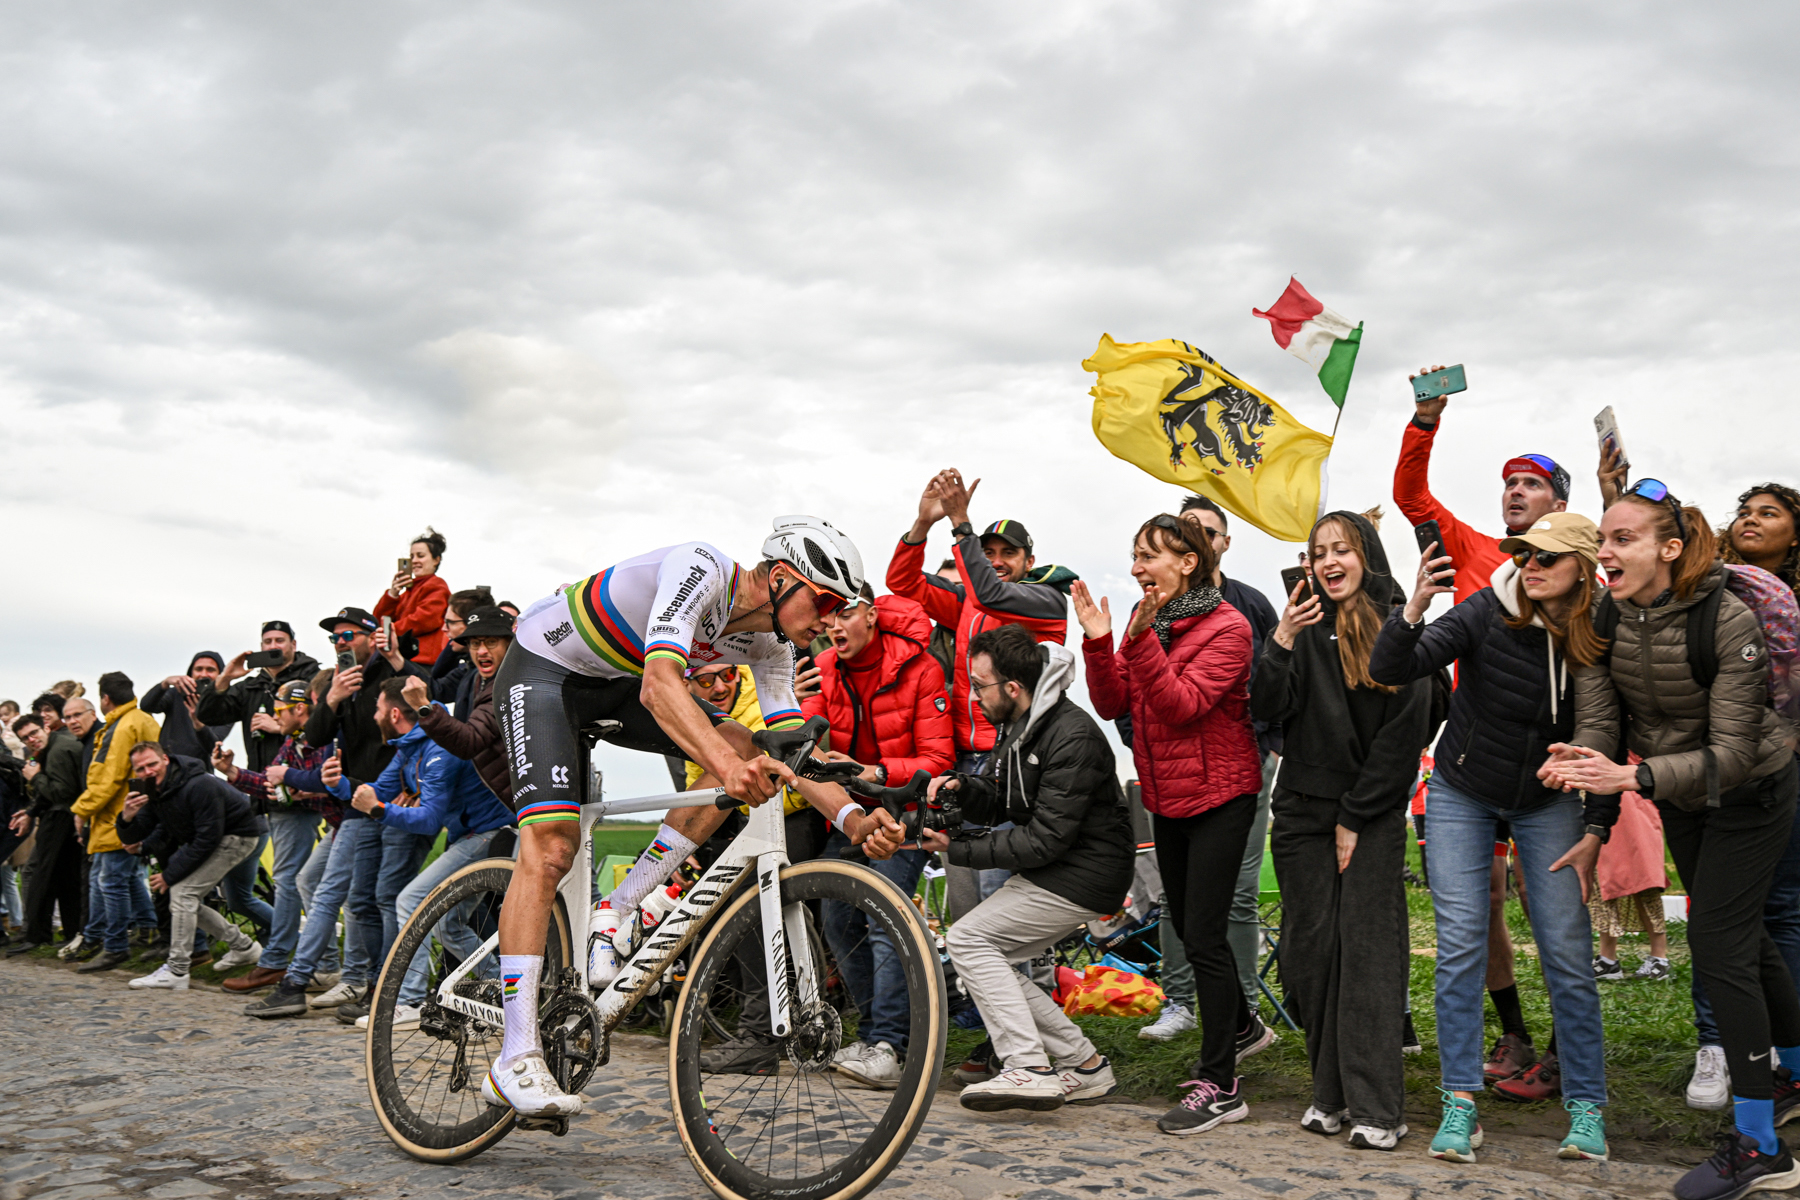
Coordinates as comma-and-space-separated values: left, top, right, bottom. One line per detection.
1411, 364, 1468, 402
1278, 566, 1313, 602
245, 648, 285, 669
336, 650, 356, 671
381, 616, 394, 648
397, 556, 412, 574
1414, 520, 1456, 584
1594, 405, 1629, 474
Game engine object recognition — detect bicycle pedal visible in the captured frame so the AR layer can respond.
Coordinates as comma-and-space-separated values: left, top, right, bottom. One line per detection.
516, 1115, 570, 1136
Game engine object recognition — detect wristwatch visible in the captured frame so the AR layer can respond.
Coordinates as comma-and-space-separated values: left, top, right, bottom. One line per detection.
1584, 823, 1611, 845
415, 704, 434, 724
951, 521, 974, 539
874, 763, 889, 786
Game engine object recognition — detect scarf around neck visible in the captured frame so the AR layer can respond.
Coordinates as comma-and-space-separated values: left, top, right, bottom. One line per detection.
1151, 584, 1223, 647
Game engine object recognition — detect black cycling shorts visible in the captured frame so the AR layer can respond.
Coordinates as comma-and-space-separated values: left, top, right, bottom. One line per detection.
495, 645, 725, 822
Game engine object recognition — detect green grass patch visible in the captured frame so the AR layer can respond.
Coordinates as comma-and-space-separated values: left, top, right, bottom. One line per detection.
592, 823, 660, 861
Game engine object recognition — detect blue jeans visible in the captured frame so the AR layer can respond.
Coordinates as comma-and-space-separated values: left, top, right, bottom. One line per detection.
264, 811, 323, 971
377, 824, 435, 964
395, 829, 505, 1007
218, 831, 274, 939
1425, 780, 1606, 1103
93, 850, 143, 954
0, 864, 23, 926
284, 817, 383, 988
822, 833, 929, 1051
297, 827, 340, 974
1694, 791, 1800, 1046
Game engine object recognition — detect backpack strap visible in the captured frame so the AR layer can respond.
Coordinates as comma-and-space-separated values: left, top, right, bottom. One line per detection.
1686, 583, 1726, 691
1594, 592, 1620, 642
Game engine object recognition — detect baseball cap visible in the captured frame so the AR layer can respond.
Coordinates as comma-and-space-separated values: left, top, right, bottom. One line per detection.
319, 607, 379, 634
1499, 512, 1601, 568
274, 680, 311, 705
1501, 454, 1572, 502
262, 620, 295, 637
980, 520, 1034, 552
461, 606, 517, 641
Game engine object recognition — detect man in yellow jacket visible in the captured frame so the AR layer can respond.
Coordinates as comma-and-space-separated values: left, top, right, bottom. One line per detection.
71, 672, 162, 973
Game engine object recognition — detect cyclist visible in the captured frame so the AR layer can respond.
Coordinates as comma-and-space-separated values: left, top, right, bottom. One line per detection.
485, 516, 902, 1117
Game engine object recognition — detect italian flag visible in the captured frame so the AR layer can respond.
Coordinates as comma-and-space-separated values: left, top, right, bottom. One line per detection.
1252, 278, 1361, 409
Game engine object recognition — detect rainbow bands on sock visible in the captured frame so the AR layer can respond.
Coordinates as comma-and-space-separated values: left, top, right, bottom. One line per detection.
518, 798, 582, 826
644, 838, 674, 863
503, 972, 521, 999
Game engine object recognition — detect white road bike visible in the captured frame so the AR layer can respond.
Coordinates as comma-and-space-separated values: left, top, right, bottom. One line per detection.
365, 717, 947, 1200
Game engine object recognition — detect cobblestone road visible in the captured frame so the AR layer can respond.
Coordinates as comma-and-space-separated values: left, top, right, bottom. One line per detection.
2, 957, 1681, 1200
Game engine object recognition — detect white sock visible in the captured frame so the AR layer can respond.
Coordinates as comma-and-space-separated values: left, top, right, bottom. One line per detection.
498, 954, 543, 1068
610, 824, 698, 911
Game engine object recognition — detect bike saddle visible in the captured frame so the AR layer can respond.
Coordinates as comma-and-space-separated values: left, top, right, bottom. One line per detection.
580, 719, 624, 749
751, 716, 829, 768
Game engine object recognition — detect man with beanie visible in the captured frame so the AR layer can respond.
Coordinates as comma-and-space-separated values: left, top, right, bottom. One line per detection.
199, 621, 321, 774
142, 652, 235, 764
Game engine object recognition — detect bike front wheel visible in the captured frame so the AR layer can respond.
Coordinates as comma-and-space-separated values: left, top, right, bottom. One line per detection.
365, 858, 573, 1163
670, 859, 945, 1200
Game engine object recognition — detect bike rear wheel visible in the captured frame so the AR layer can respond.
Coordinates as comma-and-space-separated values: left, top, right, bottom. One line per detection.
670, 859, 945, 1200
366, 858, 572, 1163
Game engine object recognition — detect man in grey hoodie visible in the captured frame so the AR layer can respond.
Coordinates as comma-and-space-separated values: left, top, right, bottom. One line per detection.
922, 623, 1134, 1114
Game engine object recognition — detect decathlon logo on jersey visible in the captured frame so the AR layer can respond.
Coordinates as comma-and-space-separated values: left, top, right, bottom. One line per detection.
546, 621, 574, 647
551, 765, 570, 788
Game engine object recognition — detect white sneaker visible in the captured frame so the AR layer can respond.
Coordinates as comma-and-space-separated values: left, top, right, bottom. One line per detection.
215, 940, 262, 971
588, 901, 622, 987
1687, 1045, 1732, 1110
1139, 1001, 1197, 1042
1347, 1123, 1408, 1150
958, 1066, 1066, 1113
835, 1041, 901, 1090
356, 1004, 421, 1031
1302, 1105, 1348, 1135
306, 971, 343, 994
309, 981, 360, 1008
481, 1054, 584, 1116
1059, 1055, 1118, 1103
129, 963, 190, 990
57, 935, 85, 960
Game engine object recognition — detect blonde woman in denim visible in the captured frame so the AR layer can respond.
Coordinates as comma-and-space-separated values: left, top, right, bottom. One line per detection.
1369, 512, 1611, 1164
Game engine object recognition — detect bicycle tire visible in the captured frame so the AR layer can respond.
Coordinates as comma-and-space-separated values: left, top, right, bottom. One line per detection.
670, 860, 945, 1200
366, 858, 572, 1163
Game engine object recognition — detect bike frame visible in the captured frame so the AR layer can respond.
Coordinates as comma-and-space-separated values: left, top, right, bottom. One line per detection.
431, 778, 814, 1040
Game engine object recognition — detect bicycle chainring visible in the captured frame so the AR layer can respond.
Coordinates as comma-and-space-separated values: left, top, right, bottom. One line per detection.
539, 983, 609, 1095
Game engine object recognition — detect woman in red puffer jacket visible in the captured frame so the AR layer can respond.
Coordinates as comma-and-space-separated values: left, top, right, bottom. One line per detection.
1075, 511, 1263, 1116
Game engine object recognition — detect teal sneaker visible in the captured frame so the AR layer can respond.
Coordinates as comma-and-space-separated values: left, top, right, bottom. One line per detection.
1430, 1089, 1483, 1163
1559, 1098, 1609, 1161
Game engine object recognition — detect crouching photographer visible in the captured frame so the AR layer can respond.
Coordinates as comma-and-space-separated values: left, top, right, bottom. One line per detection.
903, 623, 1134, 1113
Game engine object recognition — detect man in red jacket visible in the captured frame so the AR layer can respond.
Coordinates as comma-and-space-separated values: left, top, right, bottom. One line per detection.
1391, 367, 1571, 1091
885, 469, 1076, 768
1392, 368, 1571, 603
805, 584, 955, 1090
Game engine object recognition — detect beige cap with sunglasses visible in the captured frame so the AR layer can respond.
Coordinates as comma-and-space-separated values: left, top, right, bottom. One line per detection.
1499, 511, 1601, 568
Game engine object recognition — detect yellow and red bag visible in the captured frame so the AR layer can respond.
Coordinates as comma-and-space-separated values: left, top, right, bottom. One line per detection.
1060, 964, 1164, 1018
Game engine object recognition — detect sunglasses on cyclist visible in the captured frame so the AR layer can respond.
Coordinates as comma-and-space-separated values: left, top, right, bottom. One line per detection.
1512, 549, 1573, 569
1621, 477, 1687, 543
778, 571, 847, 617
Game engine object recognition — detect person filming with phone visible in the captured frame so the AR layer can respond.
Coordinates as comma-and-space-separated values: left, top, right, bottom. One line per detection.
197, 621, 321, 774
141, 652, 234, 766
375, 526, 452, 666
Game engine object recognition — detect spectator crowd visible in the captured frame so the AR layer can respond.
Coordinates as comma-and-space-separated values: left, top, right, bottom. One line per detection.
5, 381, 1800, 1200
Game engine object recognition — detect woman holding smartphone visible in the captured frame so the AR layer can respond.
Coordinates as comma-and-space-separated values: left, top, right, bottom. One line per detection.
1074, 511, 1268, 1137
1251, 509, 1431, 1152
374, 526, 451, 665
1369, 512, 1611, 1165
1545, 482, 1800, 1200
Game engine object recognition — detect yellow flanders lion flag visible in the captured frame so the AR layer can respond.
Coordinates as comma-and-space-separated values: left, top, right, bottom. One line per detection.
1084, 335, 1333, 543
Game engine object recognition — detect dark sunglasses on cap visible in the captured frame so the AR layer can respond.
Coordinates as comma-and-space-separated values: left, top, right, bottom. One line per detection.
1622, 478, 1687, 543
1512, 549, 1573, 569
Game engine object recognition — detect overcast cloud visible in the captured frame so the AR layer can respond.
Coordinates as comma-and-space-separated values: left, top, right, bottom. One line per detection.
3, 1, 1796, 799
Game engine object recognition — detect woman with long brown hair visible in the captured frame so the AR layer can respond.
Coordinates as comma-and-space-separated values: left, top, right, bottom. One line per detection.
1251, 509, 1432, 1151
1545, 481, 1800, 1200
1370, 512, 1612, 1165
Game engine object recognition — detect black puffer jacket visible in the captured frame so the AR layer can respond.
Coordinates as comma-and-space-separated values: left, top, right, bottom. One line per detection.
1369, 558, 1612, 826
949, 644, 1135, 915
1251, 511, 1432, 832
116, 754, 267, 885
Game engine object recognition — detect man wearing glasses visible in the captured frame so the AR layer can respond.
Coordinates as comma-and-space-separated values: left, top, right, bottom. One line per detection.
198, 620, 322, 774
485, 518, 901, 1118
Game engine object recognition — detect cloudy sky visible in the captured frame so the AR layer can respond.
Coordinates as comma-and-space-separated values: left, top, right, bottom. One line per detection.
3, 1, 1796, 799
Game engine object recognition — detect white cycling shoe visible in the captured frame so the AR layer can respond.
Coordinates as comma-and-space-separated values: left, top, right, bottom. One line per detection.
482, 1054, 584, 1117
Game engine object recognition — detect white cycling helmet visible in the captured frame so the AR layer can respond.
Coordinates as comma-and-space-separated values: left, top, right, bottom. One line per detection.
762, 515, 866, 603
